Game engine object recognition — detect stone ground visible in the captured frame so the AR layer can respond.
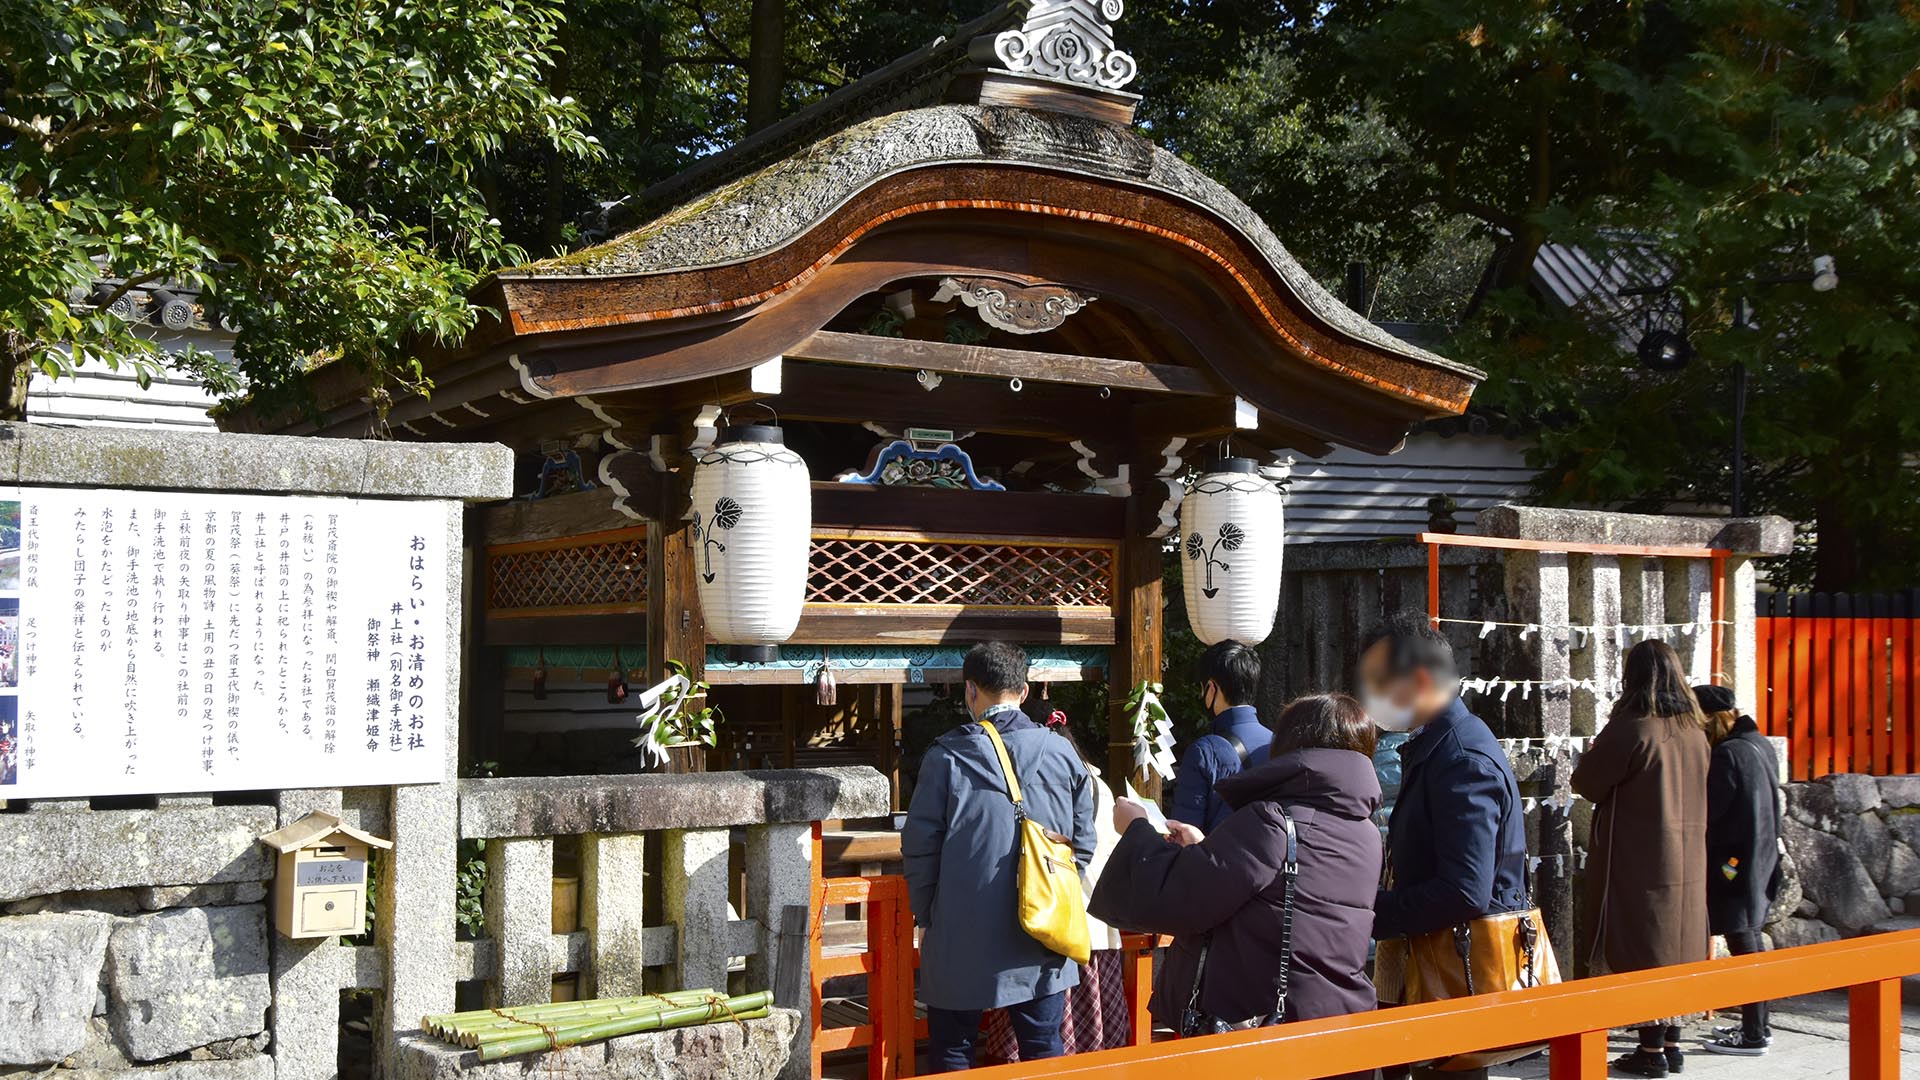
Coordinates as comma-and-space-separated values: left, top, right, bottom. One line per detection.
1490, 991, 1920, 1079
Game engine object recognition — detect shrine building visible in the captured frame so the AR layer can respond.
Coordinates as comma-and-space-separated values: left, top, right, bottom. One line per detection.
223, 0, 1484, 804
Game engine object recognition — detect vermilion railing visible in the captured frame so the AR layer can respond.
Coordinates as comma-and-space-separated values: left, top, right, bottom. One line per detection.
807, 860, 1161, 1079
967, 929, 1920, 1080
809, 862, 1919, 1079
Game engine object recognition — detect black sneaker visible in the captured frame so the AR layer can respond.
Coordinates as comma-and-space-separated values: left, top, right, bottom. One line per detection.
1665, 1047, 1685, 1073
1613, 1049, 1669, 1077
1701, 1032, 1770, 1057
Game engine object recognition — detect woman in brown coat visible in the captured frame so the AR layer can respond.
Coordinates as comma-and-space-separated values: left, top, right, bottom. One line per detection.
1571, 640, 1710, 1078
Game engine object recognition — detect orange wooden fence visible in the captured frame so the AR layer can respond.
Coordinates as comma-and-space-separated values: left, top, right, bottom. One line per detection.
966, 928, 1920, 1080
1757, 591, 1920, 779
807, 861, 1159, 1079
807, 862, 1920, 1079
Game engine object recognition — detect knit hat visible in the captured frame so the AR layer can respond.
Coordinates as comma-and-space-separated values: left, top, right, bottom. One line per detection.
1692, 684, 1737, 714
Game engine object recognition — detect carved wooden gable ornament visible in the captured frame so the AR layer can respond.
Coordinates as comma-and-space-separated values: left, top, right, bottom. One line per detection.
971, 0, 1139, 92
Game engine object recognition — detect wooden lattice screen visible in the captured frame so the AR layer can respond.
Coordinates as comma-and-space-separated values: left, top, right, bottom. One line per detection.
808, 532, 1115, 609
484, 527, 1116, 615
486, 526, 648, 616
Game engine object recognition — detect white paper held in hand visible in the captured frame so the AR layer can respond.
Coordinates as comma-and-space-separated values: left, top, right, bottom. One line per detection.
1120, 784, 1169, 833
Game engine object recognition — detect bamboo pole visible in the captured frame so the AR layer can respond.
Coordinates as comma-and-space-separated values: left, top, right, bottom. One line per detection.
424, 991, 715, 1040
474, 991, 774, 1061
429, 992, 719, 1043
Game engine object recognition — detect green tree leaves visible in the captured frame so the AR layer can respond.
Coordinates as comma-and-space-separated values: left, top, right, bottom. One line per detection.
0, 0, 596, 415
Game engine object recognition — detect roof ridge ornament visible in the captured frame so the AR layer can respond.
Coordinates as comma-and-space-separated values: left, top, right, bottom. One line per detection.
971, 0, 1138, 93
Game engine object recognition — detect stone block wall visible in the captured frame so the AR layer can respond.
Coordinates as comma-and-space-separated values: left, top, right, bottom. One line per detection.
1770, 774, 1920, 948
0, 801, 279, 1080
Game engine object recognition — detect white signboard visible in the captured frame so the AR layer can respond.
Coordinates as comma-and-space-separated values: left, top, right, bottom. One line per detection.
0, 489, 448, 798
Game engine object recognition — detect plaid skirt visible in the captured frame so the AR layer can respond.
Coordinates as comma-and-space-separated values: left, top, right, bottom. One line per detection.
982, 949, 1131, 1062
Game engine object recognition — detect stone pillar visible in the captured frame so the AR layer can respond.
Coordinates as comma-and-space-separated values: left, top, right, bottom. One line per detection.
661, 827, 732, 992
581, 833, 648, 999
272, 789, 346, 1080
744, 823, 811, 1080
1568, 555, 1621, 736
1619, 557, 1666, 680
1665, 558, 1714, 685
379, 500, 463, 1058
1503, 551, 1572, 737
483, 837, 555, 1006
1726, 558, 1762, 715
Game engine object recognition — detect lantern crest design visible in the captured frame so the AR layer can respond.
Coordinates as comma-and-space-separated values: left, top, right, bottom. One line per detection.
688, 425, 811, 662
693, 496, 744, 583
1178, 457, 1286, 646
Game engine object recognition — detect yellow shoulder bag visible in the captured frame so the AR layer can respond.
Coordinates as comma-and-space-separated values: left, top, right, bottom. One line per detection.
980, 720, 1091, 964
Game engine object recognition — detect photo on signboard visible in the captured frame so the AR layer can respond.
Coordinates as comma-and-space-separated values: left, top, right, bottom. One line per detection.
0, 597, 16, 689
0, 500, 16, 590
0, 696, 15, 785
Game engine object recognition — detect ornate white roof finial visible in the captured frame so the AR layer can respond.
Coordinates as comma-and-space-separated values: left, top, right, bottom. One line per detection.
971, 0, 1138, 92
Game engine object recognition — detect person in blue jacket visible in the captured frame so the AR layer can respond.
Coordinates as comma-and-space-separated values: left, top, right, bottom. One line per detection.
902, 641, 1096, 1072
1363, 613, 1528, 945
1168, 641, 1271, 830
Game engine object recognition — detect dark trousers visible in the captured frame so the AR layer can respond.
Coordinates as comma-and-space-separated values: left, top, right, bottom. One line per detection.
1723, 928, 1772, 1040
926, 991, 1066, 1073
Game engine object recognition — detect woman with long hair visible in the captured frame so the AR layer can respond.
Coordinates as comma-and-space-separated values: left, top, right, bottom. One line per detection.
1571, 640, 1711, 1077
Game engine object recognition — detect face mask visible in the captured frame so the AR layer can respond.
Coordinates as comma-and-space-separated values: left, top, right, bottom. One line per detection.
1364, 689, 1417, 733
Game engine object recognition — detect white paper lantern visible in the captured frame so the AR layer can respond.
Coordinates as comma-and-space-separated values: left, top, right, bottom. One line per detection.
688, 425, 811, 661
1179, 457, 1286, 646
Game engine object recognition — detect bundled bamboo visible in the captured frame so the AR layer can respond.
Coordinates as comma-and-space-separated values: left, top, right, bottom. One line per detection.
422, 991, 717, 1045
422, 990, 773, 1061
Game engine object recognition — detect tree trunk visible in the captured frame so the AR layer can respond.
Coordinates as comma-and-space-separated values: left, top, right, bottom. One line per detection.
0, 333, 33, 422
746, 0, 785, 133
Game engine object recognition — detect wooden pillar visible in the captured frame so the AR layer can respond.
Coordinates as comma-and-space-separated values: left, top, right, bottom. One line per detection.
1107, 489, 1165, 801
646, 471, 708, 773
1848, 978, 1901, 1080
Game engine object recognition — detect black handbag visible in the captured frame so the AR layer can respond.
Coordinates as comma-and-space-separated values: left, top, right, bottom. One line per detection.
1178, 806, 1298, 1036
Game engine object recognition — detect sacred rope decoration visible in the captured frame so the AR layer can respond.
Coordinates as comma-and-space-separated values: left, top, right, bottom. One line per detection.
1184, 521, 1244, 598
690, 496, 742, 584
1123, 679, 1177, 781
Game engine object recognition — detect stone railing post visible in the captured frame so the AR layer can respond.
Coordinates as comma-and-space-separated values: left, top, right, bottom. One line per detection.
1725, 557, 1762, 716
1665, 558, 1715, 685
662, 827, 733, 993
744, 823, 812, 1080
581, 833, 648, 998
378, 498, 466, 1063
1569, 554, 1621, 735
271, 789, 346, 1080
484, 837, 556, 1006
1503, 550, 1572, 738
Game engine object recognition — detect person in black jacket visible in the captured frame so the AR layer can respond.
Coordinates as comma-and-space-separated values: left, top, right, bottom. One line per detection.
1694, 684, 1782, 1057
1092, 693, 1383, 1045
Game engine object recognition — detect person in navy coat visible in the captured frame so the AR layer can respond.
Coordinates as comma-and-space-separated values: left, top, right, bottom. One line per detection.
902, 642, 1096, 1072
1169, 641, 1271, 830
1362, 615, 1528, 943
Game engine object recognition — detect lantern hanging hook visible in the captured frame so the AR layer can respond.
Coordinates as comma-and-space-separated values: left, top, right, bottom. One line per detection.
1099, 386, 1111, 399
915, 369, 943, 391
1008, 376, 1023, 392
1218, 437, 1233, 461
726, 401, 780, 428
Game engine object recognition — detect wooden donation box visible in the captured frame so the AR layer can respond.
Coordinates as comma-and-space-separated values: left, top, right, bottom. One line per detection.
259, 811, 393, 939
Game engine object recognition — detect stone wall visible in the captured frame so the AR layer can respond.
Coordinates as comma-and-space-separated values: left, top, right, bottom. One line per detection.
0, 804, 284, 1078
1770, 774, 1920, 948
